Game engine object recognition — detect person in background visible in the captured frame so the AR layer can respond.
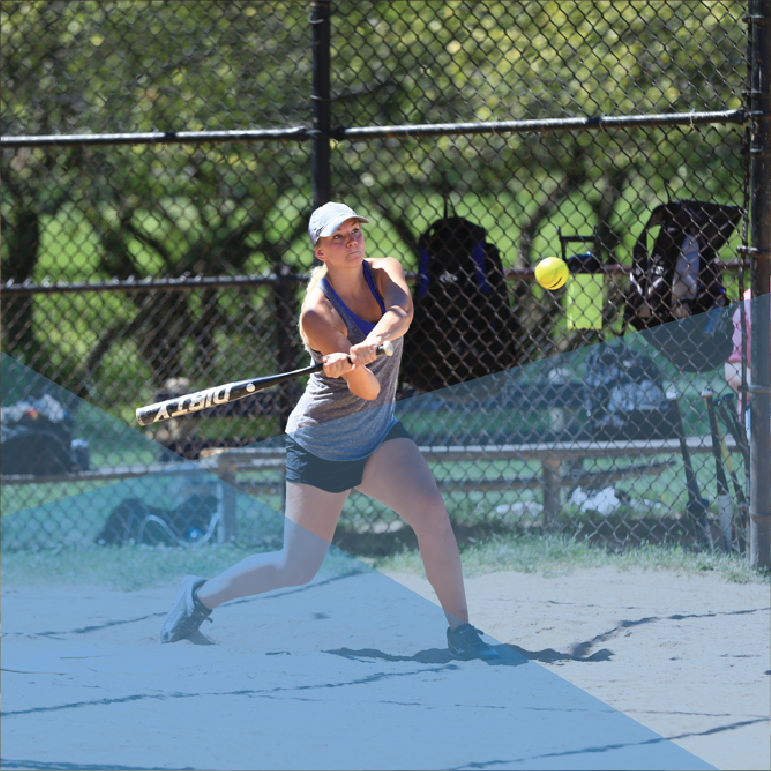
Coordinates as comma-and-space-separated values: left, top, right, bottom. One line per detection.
724, 288, 771, 434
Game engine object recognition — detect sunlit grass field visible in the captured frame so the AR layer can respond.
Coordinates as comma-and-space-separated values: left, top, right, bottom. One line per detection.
2, 534, 766, 595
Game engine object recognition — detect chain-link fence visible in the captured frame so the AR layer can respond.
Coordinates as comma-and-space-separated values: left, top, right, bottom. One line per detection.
2, 1, 768, 560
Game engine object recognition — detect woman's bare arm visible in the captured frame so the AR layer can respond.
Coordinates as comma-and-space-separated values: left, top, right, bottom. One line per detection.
365, 257, 413, 347
301, 291, 381, 400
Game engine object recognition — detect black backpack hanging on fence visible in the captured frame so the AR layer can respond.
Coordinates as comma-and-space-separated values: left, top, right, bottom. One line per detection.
401, 217, 518, 395
623, 200, 742, 372
95, 494, 217, 547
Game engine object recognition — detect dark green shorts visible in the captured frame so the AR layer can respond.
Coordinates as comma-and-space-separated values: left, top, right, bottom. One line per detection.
284, 421, 411, 493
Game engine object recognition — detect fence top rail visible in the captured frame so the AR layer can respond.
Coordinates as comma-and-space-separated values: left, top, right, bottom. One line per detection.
0, 110, 748, 149
339, 110, 749, 139
1, 262, 746, 296
0, 126, 311, 148
1, 274, 289, 294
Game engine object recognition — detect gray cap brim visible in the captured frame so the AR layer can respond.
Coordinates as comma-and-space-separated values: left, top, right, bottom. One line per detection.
308, 202, 370, 245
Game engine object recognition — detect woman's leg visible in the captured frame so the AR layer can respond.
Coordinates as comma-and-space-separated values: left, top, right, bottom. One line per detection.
355, 438, 469, 629
196, 483, 349, 609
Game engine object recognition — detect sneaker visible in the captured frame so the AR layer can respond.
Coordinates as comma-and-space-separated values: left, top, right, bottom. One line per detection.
160, 575, 212, 643
447, 623, 501, 661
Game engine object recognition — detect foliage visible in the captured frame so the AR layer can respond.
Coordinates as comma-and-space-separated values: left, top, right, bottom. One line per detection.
0, 1, 748, 399
1, 1, 312, 389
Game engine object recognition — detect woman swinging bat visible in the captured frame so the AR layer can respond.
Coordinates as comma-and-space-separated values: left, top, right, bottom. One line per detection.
160, 202, 500, 662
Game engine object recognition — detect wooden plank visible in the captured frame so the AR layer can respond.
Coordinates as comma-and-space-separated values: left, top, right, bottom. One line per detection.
416, 436, 735, 462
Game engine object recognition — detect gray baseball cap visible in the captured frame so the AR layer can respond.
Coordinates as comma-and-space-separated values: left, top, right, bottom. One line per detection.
308, 202, 370, 246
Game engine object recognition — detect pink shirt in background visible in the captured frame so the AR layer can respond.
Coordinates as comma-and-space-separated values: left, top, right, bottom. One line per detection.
727, 289, 771, 413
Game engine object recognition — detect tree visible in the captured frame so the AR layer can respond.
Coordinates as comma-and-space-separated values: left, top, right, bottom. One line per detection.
1, 1, 312, 392
1, 0, 747, 390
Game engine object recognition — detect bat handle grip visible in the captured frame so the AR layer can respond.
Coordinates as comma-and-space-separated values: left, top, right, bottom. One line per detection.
344, 339, 394, 363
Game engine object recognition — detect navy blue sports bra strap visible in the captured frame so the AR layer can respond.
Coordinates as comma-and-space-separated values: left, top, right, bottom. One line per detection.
320, 261, 383, 337
362, 260, 386, 313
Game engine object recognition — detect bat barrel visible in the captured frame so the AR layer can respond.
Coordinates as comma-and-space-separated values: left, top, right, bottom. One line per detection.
135, 372, 315, 426
136, 340, 394, 426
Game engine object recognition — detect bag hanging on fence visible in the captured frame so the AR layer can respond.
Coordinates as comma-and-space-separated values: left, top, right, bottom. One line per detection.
0, 394, 89, 476
623, 199, 742, 372
401, 217, 519, 395
582, 341, 677, 440
95, 493, 218, 547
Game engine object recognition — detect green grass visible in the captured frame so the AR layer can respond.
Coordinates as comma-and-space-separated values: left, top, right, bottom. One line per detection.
0, 541, 369, 593
2, 534, 766, 593
368, 533, 770, 586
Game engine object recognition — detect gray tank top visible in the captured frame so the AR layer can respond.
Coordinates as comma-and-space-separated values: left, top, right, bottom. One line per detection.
285, 261, 403, 461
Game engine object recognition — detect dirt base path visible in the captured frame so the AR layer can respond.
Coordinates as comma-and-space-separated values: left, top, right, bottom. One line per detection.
386, 567, 770, 771
1, 566, 767, 770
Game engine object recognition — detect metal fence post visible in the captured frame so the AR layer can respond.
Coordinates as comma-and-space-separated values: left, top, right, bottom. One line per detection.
215, 456, 238, 544
748, 0, 771, 569
311, 0, 331, 209
542, 459, 562, 528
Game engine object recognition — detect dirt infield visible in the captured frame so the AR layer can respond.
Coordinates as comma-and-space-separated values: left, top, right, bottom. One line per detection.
1, 565, 768, 770
391, 567, 770, 771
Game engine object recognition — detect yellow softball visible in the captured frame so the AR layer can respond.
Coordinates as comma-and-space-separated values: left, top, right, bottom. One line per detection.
534, 257, 569, 290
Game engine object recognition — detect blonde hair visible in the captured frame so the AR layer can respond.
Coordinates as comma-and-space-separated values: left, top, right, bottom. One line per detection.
299, 263, 329, 352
